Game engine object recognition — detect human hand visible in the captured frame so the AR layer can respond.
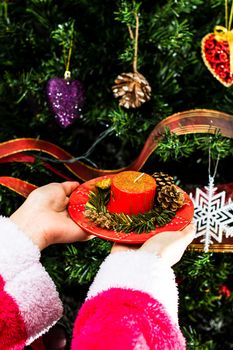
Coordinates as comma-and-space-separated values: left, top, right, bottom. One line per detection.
111, 223, 196, 266
10, 181, 91, 250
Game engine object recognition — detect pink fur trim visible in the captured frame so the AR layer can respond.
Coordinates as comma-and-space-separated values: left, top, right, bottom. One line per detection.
0, 274, 4, 290
0, 277, 27, 350
71, 288, 186, 350
5, 264, 63, 345
0, 216, 63, 345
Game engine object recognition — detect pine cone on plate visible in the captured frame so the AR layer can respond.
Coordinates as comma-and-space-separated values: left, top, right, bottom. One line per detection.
152, 172, 175, 191
112, 71, 151, 108
157, 184, 185, 212
85, 209, 113, 229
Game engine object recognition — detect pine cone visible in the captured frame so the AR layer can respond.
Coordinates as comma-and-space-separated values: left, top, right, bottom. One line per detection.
152, 172, 174, 191
157, 184, 185, 212
84, 209, 113, 229
112, 72, 151, 108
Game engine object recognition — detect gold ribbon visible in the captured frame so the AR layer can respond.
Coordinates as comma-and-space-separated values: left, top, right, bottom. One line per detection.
214, 25, 233, 73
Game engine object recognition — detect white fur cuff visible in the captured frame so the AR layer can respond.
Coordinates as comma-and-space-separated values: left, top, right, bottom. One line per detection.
0, 216, 63, 344
0, 216, 40, 281
87, 250, 179, 324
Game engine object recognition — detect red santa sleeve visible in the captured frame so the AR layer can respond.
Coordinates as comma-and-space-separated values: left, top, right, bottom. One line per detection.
71, 250, 186, 350
0, 216, 63, 350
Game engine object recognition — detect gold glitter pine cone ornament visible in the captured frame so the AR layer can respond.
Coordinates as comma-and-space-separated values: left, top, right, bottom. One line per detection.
157, 184, 185, 212
112, 71, 151, 108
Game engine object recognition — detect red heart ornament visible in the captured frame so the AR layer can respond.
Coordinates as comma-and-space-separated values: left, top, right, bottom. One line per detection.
47, 76, 85, 128
202, 32, 233, 87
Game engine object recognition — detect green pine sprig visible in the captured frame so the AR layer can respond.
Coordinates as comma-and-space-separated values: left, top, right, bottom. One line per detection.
85, 188, 110, 213
85, 187, 175, 234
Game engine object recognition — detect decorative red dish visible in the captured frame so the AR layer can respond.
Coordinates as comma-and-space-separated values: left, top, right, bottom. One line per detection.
68, 175, 194, 244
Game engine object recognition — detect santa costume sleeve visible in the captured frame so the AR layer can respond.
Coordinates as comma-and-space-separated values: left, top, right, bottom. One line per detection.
71, 250, 186, 350
0, 216, 63, 350
0, 215, 185, 350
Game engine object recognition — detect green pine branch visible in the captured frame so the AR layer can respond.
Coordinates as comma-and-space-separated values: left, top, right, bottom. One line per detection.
85, 187, 175, 233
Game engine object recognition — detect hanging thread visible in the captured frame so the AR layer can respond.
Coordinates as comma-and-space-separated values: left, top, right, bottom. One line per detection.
64, 20, 74, 79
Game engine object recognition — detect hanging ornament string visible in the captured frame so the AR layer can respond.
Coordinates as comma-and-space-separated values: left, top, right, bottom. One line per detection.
126, 9, 139, 73
63, 21, 74, 80
225, 0, 229, 29
47, 20, 85, 128
134, 13, 139, 73
208, 145, 220, 181
201, 0, 233, 86
190, 142, 233, 253
112, 3, 151, 108
204, 147, 220, 251
227, 0, 233, 30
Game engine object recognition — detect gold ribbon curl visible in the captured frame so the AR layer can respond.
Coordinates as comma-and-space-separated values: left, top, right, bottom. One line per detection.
214, 25, 233, 73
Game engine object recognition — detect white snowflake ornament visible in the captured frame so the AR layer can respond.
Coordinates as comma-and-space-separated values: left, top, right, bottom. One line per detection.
190, 176, 233, 252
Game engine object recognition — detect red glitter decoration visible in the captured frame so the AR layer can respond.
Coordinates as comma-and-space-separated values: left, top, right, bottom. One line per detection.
218, 284, 231, 298
202, 33, 233, 87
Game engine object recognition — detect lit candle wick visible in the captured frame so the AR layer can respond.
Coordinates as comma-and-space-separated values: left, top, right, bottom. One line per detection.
134, 173, 145, 183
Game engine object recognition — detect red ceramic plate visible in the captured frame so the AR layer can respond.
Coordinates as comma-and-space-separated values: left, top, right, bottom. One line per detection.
68, 175, 194, 244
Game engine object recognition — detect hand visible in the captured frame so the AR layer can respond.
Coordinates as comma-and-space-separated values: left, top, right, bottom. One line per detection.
111, 223, 196, 266
10, 181, 91, 250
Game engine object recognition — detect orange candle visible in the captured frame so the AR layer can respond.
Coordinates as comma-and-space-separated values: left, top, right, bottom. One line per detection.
107, 171, 156, 215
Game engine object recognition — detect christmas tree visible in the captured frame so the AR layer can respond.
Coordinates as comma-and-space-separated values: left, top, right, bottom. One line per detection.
1, 0, 233, 348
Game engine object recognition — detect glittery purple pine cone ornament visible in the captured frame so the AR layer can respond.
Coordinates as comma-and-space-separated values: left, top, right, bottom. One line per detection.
47, 71, 85, 128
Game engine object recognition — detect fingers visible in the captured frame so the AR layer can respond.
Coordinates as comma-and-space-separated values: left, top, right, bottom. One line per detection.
181, 222, 196, 244
138, 222, 197, 266
55, 218, 93, 244
111, 243, 140, 253
61, 181, 80, 196
111, 223, 196, 255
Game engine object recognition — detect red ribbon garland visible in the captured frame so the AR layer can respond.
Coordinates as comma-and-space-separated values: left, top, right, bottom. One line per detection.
1, 108, 233, 197
0, 177, 37, 197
